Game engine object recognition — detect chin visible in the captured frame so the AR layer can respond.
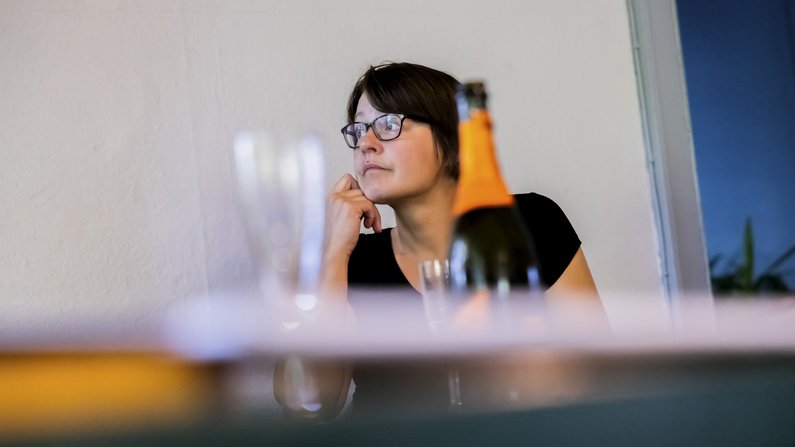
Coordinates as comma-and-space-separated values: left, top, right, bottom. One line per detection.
362, 190, 390, 205
361, 185, 393, 205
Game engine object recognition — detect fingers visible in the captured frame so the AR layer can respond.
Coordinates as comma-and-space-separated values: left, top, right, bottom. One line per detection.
331, 174, 355, 193
372, 205, 382, 233
331, 174, 361, 193
361, 203, 382, 233
328, 173, 381, 233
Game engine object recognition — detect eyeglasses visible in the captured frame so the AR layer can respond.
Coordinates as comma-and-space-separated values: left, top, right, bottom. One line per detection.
340, 113, 413, 149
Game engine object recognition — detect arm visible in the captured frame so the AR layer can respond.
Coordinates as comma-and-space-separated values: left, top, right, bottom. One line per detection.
546, 248, 598, 296
272, 174, 381, 421
545, 248, 610, 332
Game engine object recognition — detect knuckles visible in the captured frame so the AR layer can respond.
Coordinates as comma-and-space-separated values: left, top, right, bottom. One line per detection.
327, 194, 366, 220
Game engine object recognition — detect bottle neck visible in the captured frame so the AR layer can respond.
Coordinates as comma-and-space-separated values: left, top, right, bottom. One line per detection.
452, 108, 514, 217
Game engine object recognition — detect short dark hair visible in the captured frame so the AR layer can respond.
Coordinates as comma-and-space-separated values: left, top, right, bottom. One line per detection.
346, 62, 460, 180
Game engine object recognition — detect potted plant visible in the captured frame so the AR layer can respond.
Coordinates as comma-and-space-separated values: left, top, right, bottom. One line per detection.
709, 218, 795, 296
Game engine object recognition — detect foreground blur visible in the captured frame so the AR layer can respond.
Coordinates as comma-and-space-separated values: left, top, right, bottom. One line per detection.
2, 291, 794, 444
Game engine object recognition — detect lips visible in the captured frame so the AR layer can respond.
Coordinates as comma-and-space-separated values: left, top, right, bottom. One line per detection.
363, 163, 386, 174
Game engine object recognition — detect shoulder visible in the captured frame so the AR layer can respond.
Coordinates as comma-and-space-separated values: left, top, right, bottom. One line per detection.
514, 193, 576, 233
514, 192, 566, 216
513, 192, 581, 287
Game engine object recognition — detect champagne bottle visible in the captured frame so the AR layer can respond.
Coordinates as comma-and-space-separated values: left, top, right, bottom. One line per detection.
448, 81, 544, 313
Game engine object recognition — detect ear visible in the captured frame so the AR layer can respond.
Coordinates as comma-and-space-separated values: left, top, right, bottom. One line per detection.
436, 139, 459, 180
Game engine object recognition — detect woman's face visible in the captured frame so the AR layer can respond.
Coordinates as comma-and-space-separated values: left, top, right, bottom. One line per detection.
353, 94, 445, 204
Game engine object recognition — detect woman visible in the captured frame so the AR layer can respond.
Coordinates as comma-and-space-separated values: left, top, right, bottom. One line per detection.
276, 62, 602, 419
325, 62, 598, 299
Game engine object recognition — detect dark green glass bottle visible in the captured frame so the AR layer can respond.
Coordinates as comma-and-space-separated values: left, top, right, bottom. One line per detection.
448, 82, 544, 323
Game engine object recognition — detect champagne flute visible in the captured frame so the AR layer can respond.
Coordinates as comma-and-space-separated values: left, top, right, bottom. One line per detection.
233, 131, 326, 417
419, 259, 463, 413
233, 131, 325, 323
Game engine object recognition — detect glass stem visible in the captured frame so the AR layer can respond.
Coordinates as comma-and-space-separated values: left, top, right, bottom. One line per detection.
448, 367, 463, 413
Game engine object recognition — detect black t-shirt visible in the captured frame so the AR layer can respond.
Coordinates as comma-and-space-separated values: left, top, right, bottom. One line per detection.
345, 192, 582, 416
348, 192, 581, 289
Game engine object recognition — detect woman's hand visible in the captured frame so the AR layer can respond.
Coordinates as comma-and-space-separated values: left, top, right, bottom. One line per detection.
323, 174, 382, 262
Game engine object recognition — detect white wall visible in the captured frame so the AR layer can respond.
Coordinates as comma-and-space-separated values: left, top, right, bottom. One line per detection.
0, 0, 665, 333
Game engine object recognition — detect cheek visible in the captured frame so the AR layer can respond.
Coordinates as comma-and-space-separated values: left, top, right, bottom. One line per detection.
353, 151, 365, 172
409, 146, 442, 176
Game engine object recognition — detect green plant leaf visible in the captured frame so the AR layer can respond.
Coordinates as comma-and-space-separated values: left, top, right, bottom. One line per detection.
740, 218, 754, 291
711, 274, 738, 294
754, 274, 790, 293
709, 254, 722, 271
759, 244, 795, 276
709, 218, 793, 296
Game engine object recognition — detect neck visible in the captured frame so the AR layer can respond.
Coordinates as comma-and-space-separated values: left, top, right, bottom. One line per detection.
390, 175, 457, 261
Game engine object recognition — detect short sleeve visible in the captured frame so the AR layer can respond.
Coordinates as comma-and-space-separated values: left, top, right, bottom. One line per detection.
514, 193, 581, 287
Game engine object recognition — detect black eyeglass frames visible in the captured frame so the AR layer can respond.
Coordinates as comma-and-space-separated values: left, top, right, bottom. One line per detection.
340, 113, 411, 149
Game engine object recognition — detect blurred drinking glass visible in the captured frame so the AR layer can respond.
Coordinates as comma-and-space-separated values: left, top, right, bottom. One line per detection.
232, 131, 326, 328
419, 259, 462, 413
419, 259, 451, 334
233, 132, 326, 418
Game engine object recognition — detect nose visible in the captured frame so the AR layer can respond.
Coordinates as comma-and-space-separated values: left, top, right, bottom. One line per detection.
357, 127, 382, 153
